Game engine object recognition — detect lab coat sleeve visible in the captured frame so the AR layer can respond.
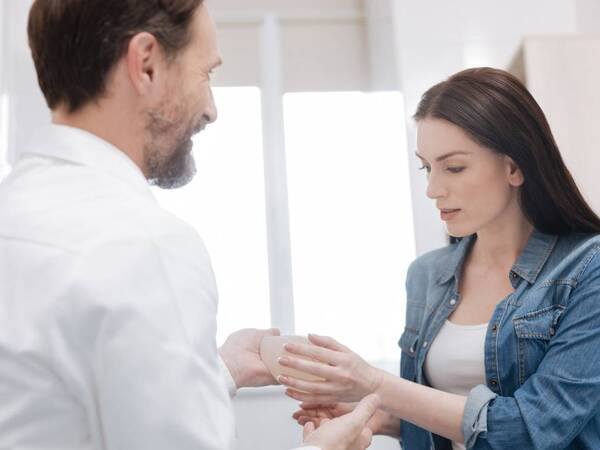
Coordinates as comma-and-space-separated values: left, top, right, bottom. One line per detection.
63, 235, 235, 450
219, 355, 238, 399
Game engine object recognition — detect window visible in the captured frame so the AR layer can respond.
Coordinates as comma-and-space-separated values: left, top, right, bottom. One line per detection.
153, 87, 270, 345
284, 91, 415, 367
153, 89, 415, 367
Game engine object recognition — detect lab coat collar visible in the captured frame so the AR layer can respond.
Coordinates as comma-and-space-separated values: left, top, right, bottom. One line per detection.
22, 124, 154, 200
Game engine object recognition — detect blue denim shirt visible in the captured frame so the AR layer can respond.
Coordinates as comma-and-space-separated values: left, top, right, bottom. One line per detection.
398, 230, 600, 450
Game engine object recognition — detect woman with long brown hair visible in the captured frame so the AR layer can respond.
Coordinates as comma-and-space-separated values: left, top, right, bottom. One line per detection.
278, 67, 600, 449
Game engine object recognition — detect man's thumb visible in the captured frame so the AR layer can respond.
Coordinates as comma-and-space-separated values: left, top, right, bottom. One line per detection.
349, 394, 380, 427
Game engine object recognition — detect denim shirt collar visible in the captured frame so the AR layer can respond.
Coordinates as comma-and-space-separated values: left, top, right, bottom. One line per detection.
436, 229, 558, 286
511, 230, 558, 283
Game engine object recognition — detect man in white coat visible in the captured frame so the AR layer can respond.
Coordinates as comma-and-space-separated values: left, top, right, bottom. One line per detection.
0, 0, 378, 449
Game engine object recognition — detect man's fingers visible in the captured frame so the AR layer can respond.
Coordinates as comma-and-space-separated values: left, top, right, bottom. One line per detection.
267, 327, 280, 336
359, 427, 373, 449
302, 421, 315, 440
347, 394, 380, 429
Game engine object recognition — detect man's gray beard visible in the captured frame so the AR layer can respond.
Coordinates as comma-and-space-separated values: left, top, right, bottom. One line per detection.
144, 110, 199, 189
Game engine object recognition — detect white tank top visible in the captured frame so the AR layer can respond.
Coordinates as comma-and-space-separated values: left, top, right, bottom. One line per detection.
423, 320, 488, 450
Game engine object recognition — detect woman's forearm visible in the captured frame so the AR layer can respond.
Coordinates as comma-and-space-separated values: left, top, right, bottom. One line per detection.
375, 371, 467, 443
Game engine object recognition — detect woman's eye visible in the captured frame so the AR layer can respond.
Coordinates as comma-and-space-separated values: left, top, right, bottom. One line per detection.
446, 167, 464, 173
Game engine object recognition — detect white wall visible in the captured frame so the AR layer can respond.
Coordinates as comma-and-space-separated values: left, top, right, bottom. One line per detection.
392, 0, 580, 256
574, 0, 600, 33
516, 35, 600, 215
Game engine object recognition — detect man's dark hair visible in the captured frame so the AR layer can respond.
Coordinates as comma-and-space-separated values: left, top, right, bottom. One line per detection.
28, 0, 204, 113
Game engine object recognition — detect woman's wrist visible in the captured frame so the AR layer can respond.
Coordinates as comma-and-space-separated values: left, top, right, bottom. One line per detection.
374, 371, 410, 415
367, 366, 386, 397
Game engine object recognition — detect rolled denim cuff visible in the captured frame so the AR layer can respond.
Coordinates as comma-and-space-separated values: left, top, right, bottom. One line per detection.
462, 384, 497, 449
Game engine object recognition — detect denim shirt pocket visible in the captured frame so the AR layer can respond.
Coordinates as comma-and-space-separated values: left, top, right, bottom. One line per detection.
513, 305, 565, 385
399, 328, 419, 382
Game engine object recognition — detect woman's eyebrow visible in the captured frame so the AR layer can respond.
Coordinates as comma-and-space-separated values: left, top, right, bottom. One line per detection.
415, 150, 471, 162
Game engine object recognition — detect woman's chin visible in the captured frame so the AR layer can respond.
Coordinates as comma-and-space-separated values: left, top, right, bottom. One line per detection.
445, 224, 473, 239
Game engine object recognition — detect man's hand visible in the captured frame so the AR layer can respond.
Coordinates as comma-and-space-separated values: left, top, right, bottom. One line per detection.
218, 328, 280, 389
301, 394, 380, 450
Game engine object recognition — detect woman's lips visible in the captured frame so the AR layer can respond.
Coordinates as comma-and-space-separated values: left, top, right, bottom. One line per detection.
440, 208, 461, 221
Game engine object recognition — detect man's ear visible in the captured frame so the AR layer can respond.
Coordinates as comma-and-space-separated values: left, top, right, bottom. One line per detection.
505, 155, 524, 187
126, 32, 163, 96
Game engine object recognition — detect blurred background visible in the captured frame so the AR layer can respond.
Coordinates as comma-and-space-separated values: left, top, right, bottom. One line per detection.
2, 0, 600, 448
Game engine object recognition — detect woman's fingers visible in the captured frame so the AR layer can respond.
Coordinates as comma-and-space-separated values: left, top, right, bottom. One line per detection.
292, 408, 319, 420
278, 355, 336, 379
284, 341, 344, 365
298, 416, 316, 426
278, 374, 333, 394
286, 388, 337, 404
308, 333, 348, 352
299, 401, 339, 410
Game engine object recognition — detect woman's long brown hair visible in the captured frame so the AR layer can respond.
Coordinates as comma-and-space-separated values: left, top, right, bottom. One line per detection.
414, 67, 600, 235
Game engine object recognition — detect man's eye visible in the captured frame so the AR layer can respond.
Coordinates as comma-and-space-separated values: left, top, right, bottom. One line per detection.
418, 165, 431, 173
446, 167, 464, 173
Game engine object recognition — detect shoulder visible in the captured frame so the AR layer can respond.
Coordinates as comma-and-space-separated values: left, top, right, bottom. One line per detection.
541, 232, 600, 287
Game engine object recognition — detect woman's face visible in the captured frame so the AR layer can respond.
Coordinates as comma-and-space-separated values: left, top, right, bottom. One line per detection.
416, 118, 524, 237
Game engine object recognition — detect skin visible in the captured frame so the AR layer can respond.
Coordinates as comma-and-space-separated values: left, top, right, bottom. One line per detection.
301, 394, 380, 450
282, 118, 534, 443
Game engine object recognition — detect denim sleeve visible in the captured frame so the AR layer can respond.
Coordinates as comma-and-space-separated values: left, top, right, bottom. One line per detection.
462, 385, 497, 448
469, 249, 600, 450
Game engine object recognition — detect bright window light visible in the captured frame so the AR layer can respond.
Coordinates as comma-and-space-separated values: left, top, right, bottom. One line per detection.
284, 91, 415, 368
153, 87, 270, 345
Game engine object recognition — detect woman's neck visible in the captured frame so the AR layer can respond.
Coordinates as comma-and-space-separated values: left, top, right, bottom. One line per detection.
470, 210, 534, 270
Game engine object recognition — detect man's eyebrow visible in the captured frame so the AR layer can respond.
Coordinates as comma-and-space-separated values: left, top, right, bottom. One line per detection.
415, 150, 471, 162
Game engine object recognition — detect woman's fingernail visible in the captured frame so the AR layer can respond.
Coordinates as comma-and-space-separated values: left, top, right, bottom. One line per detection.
278, 356, 290, 365
278, 375, 289, 384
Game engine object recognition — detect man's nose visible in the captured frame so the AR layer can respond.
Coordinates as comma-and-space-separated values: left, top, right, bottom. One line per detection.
204, 88, 218, 124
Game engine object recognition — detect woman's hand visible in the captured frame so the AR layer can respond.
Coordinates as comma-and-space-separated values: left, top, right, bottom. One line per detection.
293, 401, 386, 436
277, 334, 384, 403
300, 394, 380, 450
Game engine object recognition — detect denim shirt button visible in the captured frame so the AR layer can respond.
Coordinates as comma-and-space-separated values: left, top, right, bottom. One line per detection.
490, 379, 498, 387
449, 298, 457, 306
492, 324, 498, 332
423, 341, 428, 348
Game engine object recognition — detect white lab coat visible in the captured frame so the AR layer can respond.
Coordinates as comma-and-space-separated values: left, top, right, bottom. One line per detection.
0, 125, 315, 450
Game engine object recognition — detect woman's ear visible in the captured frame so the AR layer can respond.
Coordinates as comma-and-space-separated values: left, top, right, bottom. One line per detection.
505, 155, 524, 187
